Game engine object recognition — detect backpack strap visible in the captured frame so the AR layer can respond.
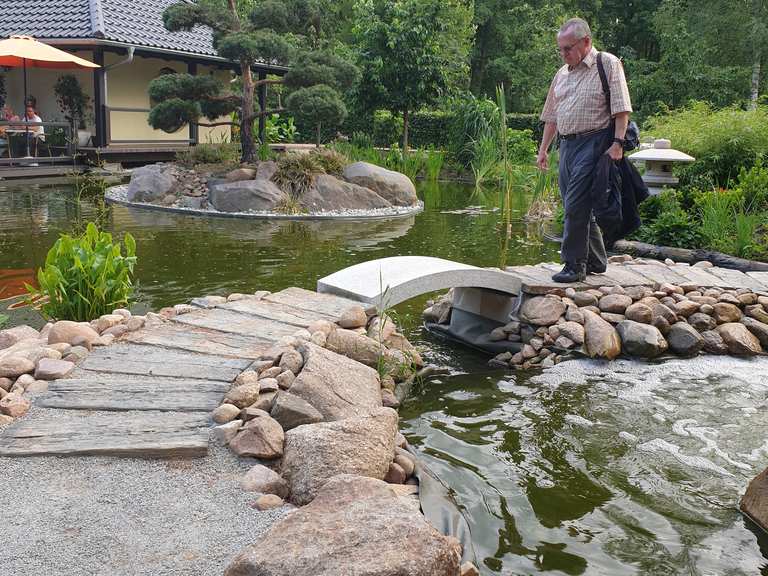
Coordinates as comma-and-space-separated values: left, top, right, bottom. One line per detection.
596, 52, 612, 115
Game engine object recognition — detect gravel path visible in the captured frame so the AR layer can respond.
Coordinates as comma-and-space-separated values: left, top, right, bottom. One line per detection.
0, 407, 289, 576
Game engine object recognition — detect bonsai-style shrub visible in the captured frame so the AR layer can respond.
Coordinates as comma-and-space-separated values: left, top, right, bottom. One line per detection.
27, 222, 137, 321
285, 84, 347, 147
54, 74, 91, 131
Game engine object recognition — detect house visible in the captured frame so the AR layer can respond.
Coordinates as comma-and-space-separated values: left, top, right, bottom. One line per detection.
0, 0, 286, 167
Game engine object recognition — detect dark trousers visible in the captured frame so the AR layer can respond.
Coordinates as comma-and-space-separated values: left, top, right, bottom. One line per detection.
558, 129, 610, 267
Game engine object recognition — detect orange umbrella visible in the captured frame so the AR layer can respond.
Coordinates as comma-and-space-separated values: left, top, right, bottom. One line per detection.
0, 35, 99, 156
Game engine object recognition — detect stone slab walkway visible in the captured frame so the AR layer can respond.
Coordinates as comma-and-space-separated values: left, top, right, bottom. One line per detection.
0, 287, 364, 458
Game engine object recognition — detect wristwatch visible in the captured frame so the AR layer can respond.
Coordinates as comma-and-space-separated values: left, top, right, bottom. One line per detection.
613, 137, 626, 146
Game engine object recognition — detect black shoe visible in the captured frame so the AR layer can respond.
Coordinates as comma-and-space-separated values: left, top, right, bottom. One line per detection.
552, 262, 586, 283
587, 261, 607, 274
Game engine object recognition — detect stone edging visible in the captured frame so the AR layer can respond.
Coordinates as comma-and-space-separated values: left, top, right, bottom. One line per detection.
105, 184, 424, 221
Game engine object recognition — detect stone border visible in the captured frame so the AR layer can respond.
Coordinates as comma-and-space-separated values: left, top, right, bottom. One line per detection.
105, 184, 424, 221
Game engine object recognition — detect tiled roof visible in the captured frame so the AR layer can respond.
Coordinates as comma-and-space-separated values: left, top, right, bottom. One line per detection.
0, 0, 218, 58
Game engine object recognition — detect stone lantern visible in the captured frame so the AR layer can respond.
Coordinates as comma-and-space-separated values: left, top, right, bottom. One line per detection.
628, 138, 695, 195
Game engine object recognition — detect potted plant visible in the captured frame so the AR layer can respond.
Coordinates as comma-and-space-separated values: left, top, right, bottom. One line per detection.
54, 74, 92, 147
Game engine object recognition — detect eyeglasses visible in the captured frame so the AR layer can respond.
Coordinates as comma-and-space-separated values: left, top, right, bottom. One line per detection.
557, 39, 583, 55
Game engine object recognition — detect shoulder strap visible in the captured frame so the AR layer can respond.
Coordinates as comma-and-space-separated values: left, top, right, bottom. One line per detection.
596, 52, 611, 114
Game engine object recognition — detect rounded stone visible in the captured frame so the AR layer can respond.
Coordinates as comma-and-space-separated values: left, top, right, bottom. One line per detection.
712, 302, 742, 324
213, 403, 241, 424
667, 322, 704, 356
252, 494, 285, 510
384, 461, 407, 484
625, 302, 653, 324
0, 357, 36, 379
338, 306, 368, 329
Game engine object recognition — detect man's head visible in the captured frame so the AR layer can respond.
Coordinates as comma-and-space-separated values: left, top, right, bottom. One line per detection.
557, 17, 592, 68
25, 104, 36, 119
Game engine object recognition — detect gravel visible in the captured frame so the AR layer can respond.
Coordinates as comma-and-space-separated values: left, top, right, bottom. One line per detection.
0, 406, 291, 576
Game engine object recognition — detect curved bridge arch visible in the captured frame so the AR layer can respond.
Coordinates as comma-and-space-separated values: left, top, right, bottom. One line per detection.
317, 256, 521, 307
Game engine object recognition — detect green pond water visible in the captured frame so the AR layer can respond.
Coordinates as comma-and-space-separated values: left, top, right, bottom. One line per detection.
2, 181, 768, 575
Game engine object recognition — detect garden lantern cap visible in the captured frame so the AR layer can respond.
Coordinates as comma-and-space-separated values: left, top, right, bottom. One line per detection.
628, 138, 694, 163
0, 35, 100, 68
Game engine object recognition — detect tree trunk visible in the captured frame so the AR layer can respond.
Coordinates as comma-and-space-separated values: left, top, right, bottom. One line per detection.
402, 109, 410, 155
750, 50, 761, 110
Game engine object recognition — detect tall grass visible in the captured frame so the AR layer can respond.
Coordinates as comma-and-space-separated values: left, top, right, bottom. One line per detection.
698, 190, 736, 253
733, 212, 761, 258
424, 147, 445, 181
470, 135, 499, 189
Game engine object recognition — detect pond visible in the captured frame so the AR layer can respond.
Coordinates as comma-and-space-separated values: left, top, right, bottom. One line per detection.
1, 180, 767, 575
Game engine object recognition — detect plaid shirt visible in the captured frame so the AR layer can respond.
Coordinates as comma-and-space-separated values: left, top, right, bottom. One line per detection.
540, 48, 632, 136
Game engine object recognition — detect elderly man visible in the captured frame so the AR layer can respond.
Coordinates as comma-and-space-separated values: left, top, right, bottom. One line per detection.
537, 17, 632, 283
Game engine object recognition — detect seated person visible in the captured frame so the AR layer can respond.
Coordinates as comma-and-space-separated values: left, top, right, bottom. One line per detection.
0, 106, 19, 156
11, 104, 45, 157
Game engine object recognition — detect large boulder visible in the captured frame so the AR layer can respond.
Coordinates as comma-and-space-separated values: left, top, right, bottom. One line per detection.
741, 467, 768, 533
667, 322, 704, 356
301, 174, 392, 212
715, 323, 762, 355
519, 296, 566, 326
281, 407, 398, 505
208, 179, 283, 213
582, 310, 621, 359
126, 164, 178, 203
342, 162, 418, 207
224, 474, 462, 576
290, 343, 381, 421
616, 320, 668, 358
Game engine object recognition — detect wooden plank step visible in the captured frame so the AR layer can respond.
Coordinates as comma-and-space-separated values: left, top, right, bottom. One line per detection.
80, 344, 250, 382
624, 264, 689, 286
218, 298, 338, 327
264, 287, 375, 317
0, 412, 210, 458
708, 267, 768, 292
122, 323, 271, 359
172, 308, 298, 341
37, 374, 228, 412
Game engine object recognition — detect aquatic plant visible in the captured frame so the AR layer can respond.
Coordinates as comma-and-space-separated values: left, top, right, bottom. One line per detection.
27, 222, 137, 321
423, 147, 445, 181
470, 134, 499, 189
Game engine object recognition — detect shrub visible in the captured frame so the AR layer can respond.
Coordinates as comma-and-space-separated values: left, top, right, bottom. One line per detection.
372, 110, 403, 147
27, 222, 137, 321
309, 148, 347, 176
637, 206, 701, 248
176, 142, 240, 167
507, 128, 537, 165
272, 153, 325, 199
644, 102, 768, 187
734, 158, 768, 211
409, 111, 452, 148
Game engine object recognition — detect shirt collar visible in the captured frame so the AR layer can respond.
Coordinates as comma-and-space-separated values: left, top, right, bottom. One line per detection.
569, 47, 598, 71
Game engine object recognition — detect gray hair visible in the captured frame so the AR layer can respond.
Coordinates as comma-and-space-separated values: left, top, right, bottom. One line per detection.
559, 18, 591, 40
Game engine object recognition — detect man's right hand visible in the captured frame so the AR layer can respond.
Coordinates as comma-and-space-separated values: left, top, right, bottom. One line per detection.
536, 151, 549, 172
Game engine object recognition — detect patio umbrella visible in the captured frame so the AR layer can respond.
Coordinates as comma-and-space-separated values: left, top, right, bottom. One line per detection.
0, 35, 99, 156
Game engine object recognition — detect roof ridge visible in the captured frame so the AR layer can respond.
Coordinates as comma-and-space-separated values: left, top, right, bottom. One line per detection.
89, 0, 105, 38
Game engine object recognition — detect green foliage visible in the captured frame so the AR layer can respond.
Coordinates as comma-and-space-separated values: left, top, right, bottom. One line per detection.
408, 111, 452, 149
735, 158, 768, 211
506, 128, 537, 165
638, 205, 702, 248
71, 171, 108, 200
27, 223, 137, 322
284, 51, 360, 92
470, 134, 499, 189
54, 74, 92, 130
0, 314, 7, 329
176, 142, 241, 167
218, 29, 294, 63
264, 113, 297, 143
645, 102, 768, 186
449, 94, 499, 167
272, 153, 325, 199
286, 84, 348, 144
371, 110, 403, 147
423, 147, 445, 181
0, 72, 6, 110
350, 131, 373, 149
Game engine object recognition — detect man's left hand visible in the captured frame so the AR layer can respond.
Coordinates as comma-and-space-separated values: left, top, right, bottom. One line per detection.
606, 142, 623, 161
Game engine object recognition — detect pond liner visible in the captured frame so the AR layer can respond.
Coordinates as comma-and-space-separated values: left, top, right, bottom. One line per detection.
405, 443, 478, 567
424, 307, 524, 355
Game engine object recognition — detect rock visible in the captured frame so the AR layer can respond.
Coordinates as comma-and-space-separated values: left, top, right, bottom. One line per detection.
307, 319, 335, 336
673, 300, 700, 318
277, 347, 303, 374
667, 322, 704, 356
47, 342, 71, 355
700, 304, 714, 315
248, 391, 277, 413
276, 370, 295, 390
715, 323, 762, 355
213, 403, 241, 424
0, 377, 12, 391
394, 448, 416, 477
259, 378, 279, 393
0, 356, 35, 379
742, 317, 768, 348
565, 306, 584, 324
126, 163, 178, 202
746, 304, 768, 324
34, 358, 74, 380
259, 366, 283, 380
701, 330, 728, 355
738, 293, 759, 306
650, 302, 677, 325
302, 174, 392, 211
95, 314, 124, 334
688, 312, 716, 332
229, 413, 285, 459
381, 389, 400, 408
555, 336, 575, 349
693, 260, 714, 268
0, 325, 39, 350
208, 179, 283, 213
270, 392, 324, 431
582, 310, 621, 360
211, 420, 242, 445
624, 302, 653, 324
224, 474, 462, 576
234, 370, 260, 388
281, 408, 398, 505
520, 296, 566, 326
241, 464, 289, 497
252, 494, 285, 510
338, 305, 368, 329
556, 321, 584, 345
367, 316, 397, 342
718, 292, 741, 305
0, 393, 30, 417
713, 302, 742, 324
342, 161, 418, 207
461, 563, 480, 576
225, 382, 260, 409
601, 312, 625, 324
225, 167, 257, 182
310, 331, 327, 347
503, 321, 521, 334
48, 321, 100, 347
102, 324, 129, 339
573, 292, 598, 307
616, 321, 668, 358
488, 327, 507, 342
24, 380, 48, 393
325, 328, 386, 369
256, 160, 278, 180
0, 414, 14, 426
599, 294, 633, 314
384, 462, 407, 484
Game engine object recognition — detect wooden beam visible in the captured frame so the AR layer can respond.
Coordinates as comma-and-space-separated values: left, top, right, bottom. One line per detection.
92, 48, 107, 148
188, 61, 199, 145
258, 70, 267, 145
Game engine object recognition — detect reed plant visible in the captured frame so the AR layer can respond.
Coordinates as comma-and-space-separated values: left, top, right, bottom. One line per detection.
27, 222, 137, 321
470, 134, 499, 189
423, 147, 445, 181
697, 190, 737, 253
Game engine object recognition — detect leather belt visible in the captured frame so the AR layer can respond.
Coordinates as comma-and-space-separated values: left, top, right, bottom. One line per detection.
560, 127, 609, 140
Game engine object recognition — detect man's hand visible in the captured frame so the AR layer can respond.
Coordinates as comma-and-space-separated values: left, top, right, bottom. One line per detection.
605, 142, 623, 161
536, 150, 549, 171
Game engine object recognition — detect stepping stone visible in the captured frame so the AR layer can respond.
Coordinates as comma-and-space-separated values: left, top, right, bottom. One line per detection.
670, 264, 733, 288
79, 344, 250, 382
505, 265, 588, 293
123, 324, 271, 359
599, 265, 655, 286
537, 263, 622, 288
219, 298, 338, 328
747, 272, 768, 294
625, 264, 689, 286
0, 412, 210, 458
172, 308, 297, 341
37, 374, 228, 412
708, 267, 768, 292
266, 287, 377, 317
